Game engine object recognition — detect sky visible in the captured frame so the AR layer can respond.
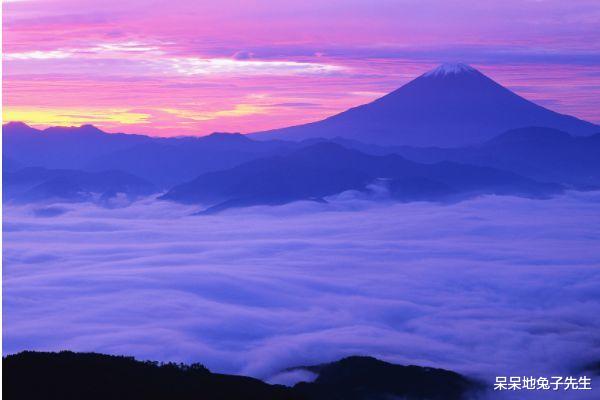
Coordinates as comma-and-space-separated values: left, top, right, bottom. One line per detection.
3, 0, 600, 136
4, 191, 600, 399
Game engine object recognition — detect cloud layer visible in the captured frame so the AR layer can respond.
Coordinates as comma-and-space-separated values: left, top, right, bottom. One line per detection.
3, 192, 600, 394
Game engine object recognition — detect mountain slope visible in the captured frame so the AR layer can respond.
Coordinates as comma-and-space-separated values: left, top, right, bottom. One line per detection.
252, 63, 598, 147
85, 133, 295, 187
3, 167, 157, 203
351, 127, 600, 188
292, 356, 479, 400
3, 123, 152, 169
4, 351, 299, 400
160, 142, 562, 212
452, 127, 600, 187
3, 123, 296, 188
3, 351, 480, 400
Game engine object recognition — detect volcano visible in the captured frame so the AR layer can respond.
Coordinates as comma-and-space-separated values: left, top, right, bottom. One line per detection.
252, 63, 598, 147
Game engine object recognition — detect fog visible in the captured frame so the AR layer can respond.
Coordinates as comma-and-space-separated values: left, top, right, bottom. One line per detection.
3, 191, 600, 394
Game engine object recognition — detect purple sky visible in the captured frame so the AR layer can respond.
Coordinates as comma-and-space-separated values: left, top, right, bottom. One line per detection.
3, 0, 600, 135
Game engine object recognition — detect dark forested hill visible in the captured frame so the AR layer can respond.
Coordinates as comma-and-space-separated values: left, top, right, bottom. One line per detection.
3, 351, 481, 400
3, 351, 299, 400
293, 356, 478, 400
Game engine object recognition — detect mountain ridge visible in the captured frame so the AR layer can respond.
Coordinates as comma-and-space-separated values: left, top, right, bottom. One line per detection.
3, 351, 481, 400
160, 141, 562, 212
5, 122, 599, 208
250, 63, 598, 146
3, 122, 296, 188
3, 166, 158, 204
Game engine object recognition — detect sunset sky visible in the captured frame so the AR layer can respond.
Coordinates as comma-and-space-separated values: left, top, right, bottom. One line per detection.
3, 0, 600, 136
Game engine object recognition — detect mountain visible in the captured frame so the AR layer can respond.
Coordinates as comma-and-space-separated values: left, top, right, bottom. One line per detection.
3, 167, 158, 204
4, 351, 300, 400
292, 356, 479, 400
3, 123, 152, 169
160, 142, 562, 212
3, 123, 296, 188
251, 63, 598, 147
437, 127, 600, 187
331, 126, 600, 188
85, 132, 295, 187
3, 156, 23, 172
3, 351, 480, 400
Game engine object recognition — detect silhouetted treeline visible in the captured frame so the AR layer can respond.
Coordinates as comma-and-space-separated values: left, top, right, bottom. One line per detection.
293, 356, 478, 400
3, 351, 480, 400
4, 351, 299, 400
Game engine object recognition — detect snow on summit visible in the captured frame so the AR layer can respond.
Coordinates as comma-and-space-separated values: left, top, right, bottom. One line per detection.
423, 63, 477, 77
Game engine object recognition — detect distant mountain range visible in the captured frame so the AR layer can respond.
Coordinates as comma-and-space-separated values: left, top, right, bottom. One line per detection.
3, 166, 156, 204
3, 122, 600, 210
4, 122, 153, 169
305, 127, 600, 189
4, 351, 481, 400
251, 63, 598, 147
3, 122, 293, 188
3, 63, 599, 209
160, 142, 561, 213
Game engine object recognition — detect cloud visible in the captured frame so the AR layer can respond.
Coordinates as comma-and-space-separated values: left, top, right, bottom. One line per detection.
232, 51, 255, 60
160, 104, 267, 121
264, 102, 323, 109
168, 57, 345, 77
3, 192, 600, 395
3, 107, 150, 127
88, 41, 165, 55
4, 50, 74, 60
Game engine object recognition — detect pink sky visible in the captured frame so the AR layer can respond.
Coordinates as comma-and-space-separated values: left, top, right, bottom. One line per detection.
3, 0, 600, 136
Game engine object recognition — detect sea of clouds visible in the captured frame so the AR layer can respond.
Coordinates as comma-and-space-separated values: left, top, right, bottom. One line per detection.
3, 191, 600, 397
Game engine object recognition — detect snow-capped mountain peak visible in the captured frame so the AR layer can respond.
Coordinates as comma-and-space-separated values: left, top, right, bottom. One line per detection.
253, 62, 599, 147
423, 63, 477, 77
